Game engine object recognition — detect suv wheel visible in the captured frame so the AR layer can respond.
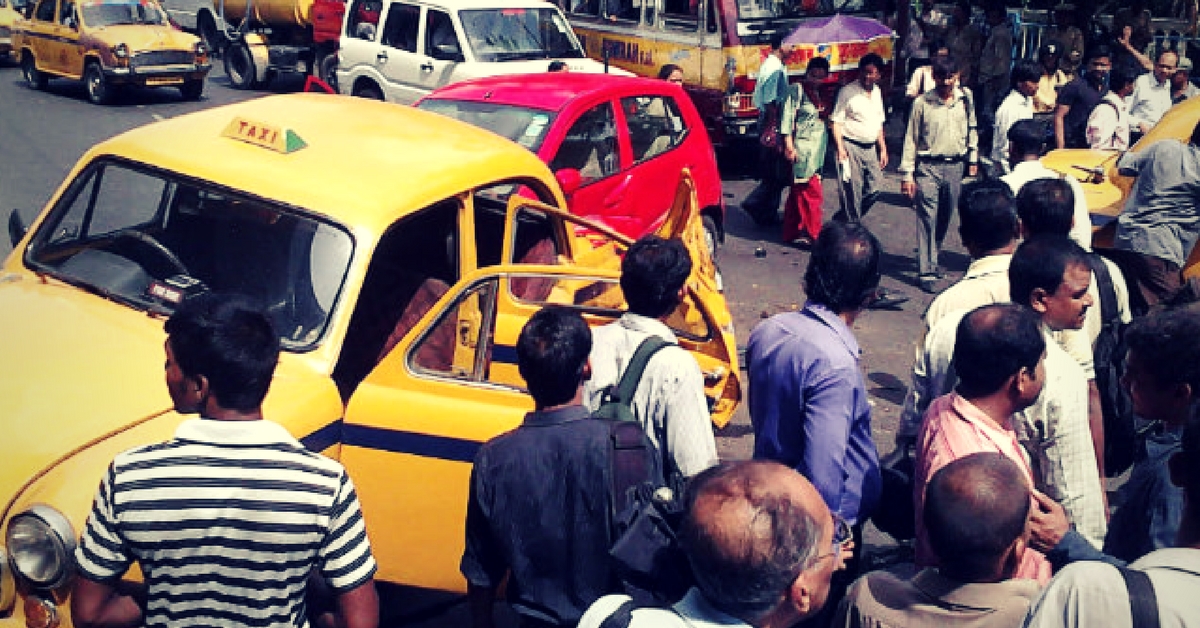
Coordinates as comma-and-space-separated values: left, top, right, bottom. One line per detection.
22, 52, 47, 90
84, 62, 113, 105
351, 82, 383, 100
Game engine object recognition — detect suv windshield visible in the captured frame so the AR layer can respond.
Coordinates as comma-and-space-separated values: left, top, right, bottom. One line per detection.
460, 8, 584, 62
417, 100, 555, 151
26, 159, 354, 350
81, 0, 167, 26
735, 0, 880, 20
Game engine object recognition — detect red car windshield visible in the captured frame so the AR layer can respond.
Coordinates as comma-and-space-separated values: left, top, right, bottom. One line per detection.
418, 99, 556, 152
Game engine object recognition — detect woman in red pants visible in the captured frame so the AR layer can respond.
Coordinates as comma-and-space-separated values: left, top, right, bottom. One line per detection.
781, 57, 830, 246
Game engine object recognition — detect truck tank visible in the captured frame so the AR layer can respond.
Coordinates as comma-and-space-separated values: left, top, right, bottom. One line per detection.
217, 0, 315, 28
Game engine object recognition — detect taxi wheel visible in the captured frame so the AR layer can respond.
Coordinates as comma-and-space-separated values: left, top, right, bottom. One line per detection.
224, 41, 261, 90
702, 214, 719, 260
22, 53, 47, 90
179, 78, 204, 101
84, 62, 113, 105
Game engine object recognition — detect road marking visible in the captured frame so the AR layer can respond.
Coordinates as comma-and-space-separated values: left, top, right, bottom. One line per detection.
151, 113, 165, 121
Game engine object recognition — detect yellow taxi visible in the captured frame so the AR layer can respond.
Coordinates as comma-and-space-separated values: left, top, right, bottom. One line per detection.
0, 0, 25, 60
1042, 96, 1200, 279
0, 93, 740, 627
12, 0, 209, 104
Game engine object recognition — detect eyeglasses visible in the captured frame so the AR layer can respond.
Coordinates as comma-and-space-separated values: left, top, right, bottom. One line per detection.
807, 513, 853, 566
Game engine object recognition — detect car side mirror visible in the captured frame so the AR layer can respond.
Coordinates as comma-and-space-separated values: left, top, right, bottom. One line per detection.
9, 209, 27, 247
555, 169, 582, 197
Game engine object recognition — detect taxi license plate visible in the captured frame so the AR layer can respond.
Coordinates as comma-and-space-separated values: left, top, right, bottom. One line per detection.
146, 77, 183, 86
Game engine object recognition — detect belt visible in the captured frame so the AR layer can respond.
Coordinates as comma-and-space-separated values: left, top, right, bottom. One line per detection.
917, 154, 966, 163
845, 138, 877, 148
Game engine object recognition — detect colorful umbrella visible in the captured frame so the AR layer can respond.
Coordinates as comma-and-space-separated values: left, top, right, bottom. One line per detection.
782, 14, 893, 45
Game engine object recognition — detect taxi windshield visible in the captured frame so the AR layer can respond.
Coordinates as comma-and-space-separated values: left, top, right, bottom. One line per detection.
459, 8, 585, 62
25, 159, 354, 351
735, 0, 880, 20
417, 100, 555, 152
81, 0, 167, 27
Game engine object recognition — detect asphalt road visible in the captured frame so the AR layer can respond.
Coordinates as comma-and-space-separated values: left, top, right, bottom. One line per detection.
0, 61, 966, 625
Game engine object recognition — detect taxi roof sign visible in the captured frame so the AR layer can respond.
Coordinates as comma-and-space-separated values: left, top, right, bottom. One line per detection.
221, 117, 307, 154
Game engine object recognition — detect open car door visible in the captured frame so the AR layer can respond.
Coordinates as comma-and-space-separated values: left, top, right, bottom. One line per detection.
340, 194, 740, 594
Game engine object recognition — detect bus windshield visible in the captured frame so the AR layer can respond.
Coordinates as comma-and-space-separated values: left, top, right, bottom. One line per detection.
735, 0, 881, 21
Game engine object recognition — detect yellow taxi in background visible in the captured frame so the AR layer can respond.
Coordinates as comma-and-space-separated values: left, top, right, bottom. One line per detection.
0, 93, 739, 627
0, 0, 24, 60
1042, 95, 1200, 279
12, 0, 209, 104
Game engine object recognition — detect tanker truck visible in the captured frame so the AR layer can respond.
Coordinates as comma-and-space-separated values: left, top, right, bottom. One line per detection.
162, 0, 347, 88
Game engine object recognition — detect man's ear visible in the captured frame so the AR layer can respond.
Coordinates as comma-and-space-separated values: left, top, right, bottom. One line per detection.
787, 572, 813, 616
582, 359, 593, 383
1029, 287, 1050, 315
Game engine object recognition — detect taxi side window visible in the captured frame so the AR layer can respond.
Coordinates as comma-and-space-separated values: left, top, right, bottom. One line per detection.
425, 9, 460, 60
347, 0, 383, 41
622, 95, 686, 162
34, 0, 55, 22
548, 102, 618, 182
567, 0, 598, 17
380, 2, 418, 51
59, 0, 73, 26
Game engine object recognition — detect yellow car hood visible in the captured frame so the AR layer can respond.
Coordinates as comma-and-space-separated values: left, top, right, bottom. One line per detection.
1039, 148, 1129, 217
0, 276, 172, 510
88, 24, 198, 51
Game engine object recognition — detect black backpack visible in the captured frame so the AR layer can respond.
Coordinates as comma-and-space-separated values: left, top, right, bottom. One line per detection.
1089, 253, 1137, 477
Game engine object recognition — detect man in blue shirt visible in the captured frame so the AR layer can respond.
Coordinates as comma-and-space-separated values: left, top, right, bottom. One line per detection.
747, 220, 883, 532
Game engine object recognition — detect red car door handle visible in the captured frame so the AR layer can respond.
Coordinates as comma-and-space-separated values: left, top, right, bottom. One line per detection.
603, 175, 633, 208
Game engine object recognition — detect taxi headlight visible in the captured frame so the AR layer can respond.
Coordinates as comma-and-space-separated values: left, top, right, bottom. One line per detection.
113, 43, 129, 58
194, 41, 206, 56
6, 506, 75, 590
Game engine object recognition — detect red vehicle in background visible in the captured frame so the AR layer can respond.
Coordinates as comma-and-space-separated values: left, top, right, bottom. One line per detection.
417, 72, 726, 255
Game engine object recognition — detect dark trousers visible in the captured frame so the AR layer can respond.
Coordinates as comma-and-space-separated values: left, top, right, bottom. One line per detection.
1107, 249, 1184, 315
744, 145, 791, 225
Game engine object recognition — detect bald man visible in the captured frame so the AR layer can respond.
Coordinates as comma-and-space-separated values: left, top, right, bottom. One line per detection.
837, 453, 1040, 627
579, 460, 845, 628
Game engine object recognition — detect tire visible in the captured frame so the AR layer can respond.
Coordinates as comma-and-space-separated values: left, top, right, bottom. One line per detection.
702, 214, 720, 260
351, 81, 383, 100
84, 62, 113, 105
316, 51, 338, 91
179, 78, 204, 101
197, 12, 225, 57
223, 40, 260, 90
22, 52, 47, 90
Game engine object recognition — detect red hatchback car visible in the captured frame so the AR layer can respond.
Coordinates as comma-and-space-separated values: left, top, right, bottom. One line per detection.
417, 73, 725, 254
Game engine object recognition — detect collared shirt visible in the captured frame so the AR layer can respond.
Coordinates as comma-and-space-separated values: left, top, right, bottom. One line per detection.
747, 302, 881, 526
461, 405, 625, 626
899, 254, 1012, 438
992, 89, 1034, 173
900, 87, 979, 181
831, 80, 886, 144
1014, 327, 1107, 549
76, 418, 377, 628
579, 588, 749, 628
914, 394, 1053, 583
753, 53, 786, 110
584, 312, 717, 477
1023, 548, 1200, 628
836, 568, 1041, 628
1128, 72, 1174, 131
1173, 82, 1200, 105
1087, 92, 1131, 151
1001, 160, 1093, 252
1115, 139, 1200, 267
1034, 70, 1071, 113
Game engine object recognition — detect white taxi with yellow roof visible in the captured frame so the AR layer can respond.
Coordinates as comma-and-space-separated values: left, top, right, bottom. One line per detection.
0, 93, 739, 628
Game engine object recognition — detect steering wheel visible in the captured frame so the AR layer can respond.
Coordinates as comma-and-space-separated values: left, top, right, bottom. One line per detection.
111, 230, 189, 278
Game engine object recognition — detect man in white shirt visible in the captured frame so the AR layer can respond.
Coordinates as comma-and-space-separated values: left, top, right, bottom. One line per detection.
584, 235, 718, 478
1172, 57, 1200, 105
743, 34, 791, 226
1087, 65, 1135, 151
831, 53, 888, 222
991, 60, 1042, 176
1128, 49, 1178, 138
1001, 119, 1091, 251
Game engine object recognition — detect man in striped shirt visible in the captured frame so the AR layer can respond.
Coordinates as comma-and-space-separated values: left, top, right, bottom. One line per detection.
72, 294, 379, 628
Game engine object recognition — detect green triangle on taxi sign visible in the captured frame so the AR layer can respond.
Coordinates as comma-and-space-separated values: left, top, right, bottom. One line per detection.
285, 130, 307, 153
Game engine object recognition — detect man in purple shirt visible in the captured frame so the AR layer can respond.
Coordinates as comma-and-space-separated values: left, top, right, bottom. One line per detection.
748, 220, 883, 530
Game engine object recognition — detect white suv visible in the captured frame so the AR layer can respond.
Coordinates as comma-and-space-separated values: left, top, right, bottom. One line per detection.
336, 0, 623, 103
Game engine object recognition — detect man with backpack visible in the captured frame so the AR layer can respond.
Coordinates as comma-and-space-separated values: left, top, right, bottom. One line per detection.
584, 235, 718, 479
461, 307, 661, 628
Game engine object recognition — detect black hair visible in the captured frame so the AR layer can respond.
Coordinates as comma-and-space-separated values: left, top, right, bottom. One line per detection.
1010, 59, 1042, 86
931, 55, 960, 80
1124, 306, 1200, 400
1109, 64, 1136, 92
681, 461, 821, 623
929, 38, 948, 54
164, 293, 280, 412
769, 32, 785, 50
515, 306, 592, 407
547, 60, 568, 72
658, 63, 683, 79
804, 222, 882, 313
859, 52, 885, 73
621, 235, 693, 318
1007, 118, 1045, 158
806, 56, 830, 75
1017, 178, 1075, 237
1009, 235, 1090, 308
958, 179, 1018, 253
1085, 45, 1112, 64
954, 304, 1045, 398
925, 452, 1031, 582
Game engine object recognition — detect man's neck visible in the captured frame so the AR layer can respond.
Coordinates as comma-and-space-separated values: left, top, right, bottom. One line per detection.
535, 389, 585, 413
202, 407, 264, 422
960, 393, 1015, 431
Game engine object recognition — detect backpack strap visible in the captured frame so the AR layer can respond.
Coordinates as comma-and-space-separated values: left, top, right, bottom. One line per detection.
607, 337, 673, 422
1088, 253, 1118, 326
1117, 567, 1161, 628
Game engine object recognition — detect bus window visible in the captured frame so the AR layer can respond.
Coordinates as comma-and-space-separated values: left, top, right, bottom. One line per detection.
661, 0, 696, 31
